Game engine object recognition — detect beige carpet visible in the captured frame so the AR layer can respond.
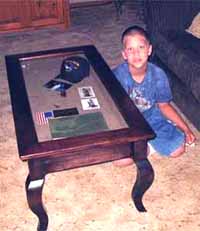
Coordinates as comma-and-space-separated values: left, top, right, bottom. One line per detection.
0, 2, 200, 231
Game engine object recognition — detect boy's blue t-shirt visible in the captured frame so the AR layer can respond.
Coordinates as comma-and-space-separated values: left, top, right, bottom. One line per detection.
113, 61, 185, 156
113, 62, 173, 128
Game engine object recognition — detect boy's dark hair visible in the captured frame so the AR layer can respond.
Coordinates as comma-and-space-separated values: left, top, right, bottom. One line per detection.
121, 25, 151, 44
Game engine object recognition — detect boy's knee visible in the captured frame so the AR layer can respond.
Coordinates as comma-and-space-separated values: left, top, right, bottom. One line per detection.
112, 157, 133, 167
169, 143, 185, 158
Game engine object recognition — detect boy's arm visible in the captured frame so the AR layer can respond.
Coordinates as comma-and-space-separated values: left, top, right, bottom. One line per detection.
157, 102, 196, 145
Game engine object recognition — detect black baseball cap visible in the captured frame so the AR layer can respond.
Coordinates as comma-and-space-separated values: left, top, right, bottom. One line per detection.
56, 56, 90, 83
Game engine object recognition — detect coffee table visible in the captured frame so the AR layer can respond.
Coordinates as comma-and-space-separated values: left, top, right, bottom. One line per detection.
5, 45, 155, 231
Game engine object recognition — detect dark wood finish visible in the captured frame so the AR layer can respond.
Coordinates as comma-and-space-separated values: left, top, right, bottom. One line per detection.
5, 45, 155, 231
131, 141, 154, 212
0, 0, 69, 33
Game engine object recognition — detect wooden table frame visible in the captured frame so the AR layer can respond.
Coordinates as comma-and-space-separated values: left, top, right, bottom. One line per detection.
5, 45, 155, 231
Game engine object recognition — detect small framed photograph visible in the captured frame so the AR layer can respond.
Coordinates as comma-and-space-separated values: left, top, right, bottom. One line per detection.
78, 86, 95, 98
81, 98, 100, 110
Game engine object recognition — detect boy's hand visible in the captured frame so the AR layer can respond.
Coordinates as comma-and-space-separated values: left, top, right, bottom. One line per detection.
158, 102, 196, 146
184, 128, 196, 145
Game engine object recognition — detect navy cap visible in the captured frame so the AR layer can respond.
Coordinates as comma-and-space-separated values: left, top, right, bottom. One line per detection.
56, 56, 90, 83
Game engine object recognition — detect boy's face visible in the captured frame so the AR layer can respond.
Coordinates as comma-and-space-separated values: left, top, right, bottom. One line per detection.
122, 33, 152, 71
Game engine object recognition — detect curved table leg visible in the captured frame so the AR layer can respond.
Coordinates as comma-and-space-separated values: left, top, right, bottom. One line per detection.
131, 141, 154, 212
25, 175, 48, 231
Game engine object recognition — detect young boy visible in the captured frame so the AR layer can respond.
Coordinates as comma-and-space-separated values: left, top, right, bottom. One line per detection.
113, 25, 196, 166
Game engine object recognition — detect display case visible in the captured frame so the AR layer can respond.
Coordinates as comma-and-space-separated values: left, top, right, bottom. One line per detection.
6, 45, 155, 230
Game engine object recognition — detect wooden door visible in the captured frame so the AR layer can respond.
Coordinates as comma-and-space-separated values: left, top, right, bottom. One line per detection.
0, 0, 69, 33
28, 0, 69, 28
0, 0, 26, 31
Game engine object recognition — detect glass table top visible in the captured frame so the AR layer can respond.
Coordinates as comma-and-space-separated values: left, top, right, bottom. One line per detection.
20, 51, 128, 142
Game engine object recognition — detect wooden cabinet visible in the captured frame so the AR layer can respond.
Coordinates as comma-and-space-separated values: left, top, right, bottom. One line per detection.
0, 0, 70, 32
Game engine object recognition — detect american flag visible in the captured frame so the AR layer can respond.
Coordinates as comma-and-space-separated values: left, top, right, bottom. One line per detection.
35, 111, 53, 125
